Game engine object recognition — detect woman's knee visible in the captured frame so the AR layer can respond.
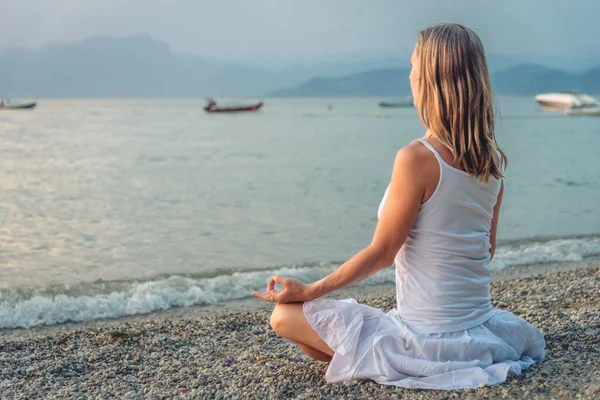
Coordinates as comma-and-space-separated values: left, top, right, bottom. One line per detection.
269, 303, 297, 338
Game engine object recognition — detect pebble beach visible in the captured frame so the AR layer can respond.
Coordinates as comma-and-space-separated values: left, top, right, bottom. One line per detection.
1, 265, 599, 399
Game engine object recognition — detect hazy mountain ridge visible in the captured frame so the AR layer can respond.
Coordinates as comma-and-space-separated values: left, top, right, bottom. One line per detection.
268, 69, 411, 97
0, 35, 408, 97
1, 34, 598, 98
0, 34, 279, 97
492, 63, 600, 94
268, 64, 600, 97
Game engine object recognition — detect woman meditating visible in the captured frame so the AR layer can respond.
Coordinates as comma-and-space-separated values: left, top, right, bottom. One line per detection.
252, 23, 545, 390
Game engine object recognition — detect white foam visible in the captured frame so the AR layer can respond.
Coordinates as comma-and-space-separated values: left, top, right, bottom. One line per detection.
0, 263, 344, 329
491, 236, 600, 271
1, 236, 599, 329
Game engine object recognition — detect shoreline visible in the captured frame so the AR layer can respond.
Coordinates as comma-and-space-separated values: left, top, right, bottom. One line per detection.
0, 264, 599, 398
1, 255, 598, 342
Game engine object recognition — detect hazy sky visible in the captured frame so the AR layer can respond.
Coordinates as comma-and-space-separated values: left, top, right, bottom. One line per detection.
0, 0, 598, 60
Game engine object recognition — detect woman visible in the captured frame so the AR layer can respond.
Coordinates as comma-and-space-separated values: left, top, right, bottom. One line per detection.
252, 23, 545, 390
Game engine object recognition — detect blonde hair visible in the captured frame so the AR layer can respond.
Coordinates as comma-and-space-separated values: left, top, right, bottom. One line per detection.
416, 23, 507, 181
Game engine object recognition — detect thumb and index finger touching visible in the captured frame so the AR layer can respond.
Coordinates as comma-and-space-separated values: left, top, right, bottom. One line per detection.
268, 275, 287, 290
252, 275, 288, 302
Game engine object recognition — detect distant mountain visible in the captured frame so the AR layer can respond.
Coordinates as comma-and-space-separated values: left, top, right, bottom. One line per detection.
0, 36, 408, 98
492, 64, 600, 94
268, 69, 411, 97
1, 34, 598, 98
0, 34, 284, 97
267, 64, 600, 97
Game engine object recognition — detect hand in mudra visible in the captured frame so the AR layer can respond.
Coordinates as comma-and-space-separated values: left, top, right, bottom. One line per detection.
252, 275, 312, 303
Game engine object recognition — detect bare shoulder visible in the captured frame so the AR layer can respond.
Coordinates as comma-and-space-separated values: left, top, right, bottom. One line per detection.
390, 140, 440, 202
392, 140, 434, 175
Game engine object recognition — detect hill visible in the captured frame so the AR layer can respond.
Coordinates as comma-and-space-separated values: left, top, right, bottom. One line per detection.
1, 35, 598, 98
267, 65, 600, 97
0, 34, 279, 97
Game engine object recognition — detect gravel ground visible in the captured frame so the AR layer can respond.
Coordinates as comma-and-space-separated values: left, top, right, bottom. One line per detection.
1, 266, 599, 399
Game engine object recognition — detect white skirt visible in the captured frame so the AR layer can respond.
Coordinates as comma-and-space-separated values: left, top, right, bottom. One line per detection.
303, 298, 546, 390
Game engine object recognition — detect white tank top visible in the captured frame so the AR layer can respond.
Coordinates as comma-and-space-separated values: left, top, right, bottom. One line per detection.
378, 138, 502, 334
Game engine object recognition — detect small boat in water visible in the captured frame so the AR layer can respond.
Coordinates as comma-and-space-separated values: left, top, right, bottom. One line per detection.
378, 99, 413, 108
534, 92, 598, 111
0, 99, 37, 110
204, 99, 263, 113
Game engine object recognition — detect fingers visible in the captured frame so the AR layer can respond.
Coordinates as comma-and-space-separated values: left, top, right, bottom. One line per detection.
252, 291, 280, 303
272, 275, 288, 285
267, 275, 286, 292
252, 291, 271, 302
252, 275, 291, 303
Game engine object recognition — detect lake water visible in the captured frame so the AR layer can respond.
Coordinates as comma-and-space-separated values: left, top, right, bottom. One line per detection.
1, 97, 599, 328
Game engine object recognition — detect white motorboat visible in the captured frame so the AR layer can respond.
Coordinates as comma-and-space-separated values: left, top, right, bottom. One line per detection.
534, 92, 598, 111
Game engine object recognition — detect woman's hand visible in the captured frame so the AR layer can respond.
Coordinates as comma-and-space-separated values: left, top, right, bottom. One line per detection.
252, 275, 314, 303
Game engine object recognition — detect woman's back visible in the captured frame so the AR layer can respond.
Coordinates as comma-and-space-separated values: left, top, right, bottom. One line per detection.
378, 138, 502, 333
262, 23, 545, 391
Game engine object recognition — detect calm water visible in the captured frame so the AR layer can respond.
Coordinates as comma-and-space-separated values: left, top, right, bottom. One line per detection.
1, 97, 599, 328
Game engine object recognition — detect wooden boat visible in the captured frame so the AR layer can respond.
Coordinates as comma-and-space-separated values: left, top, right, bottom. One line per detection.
378, 100, 413, 108
0, 101, 37, 110
204, 99, 263, 113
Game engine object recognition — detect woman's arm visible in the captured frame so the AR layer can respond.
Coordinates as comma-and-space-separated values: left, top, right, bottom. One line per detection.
252, 144, 427, 303
489, 181, 504, 260
306, 145, 425, 299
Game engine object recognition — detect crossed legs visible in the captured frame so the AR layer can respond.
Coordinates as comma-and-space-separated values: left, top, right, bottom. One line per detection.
270, 303, 334, 363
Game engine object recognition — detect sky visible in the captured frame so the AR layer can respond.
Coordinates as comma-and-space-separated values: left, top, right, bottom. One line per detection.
0, 0, 598, 61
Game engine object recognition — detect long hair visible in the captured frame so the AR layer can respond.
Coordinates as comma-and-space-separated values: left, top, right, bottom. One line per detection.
416, 23, 507, 181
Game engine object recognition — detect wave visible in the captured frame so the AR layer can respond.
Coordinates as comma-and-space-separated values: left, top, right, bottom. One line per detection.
491, 235, 600, 270
1, 235, 599, 329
